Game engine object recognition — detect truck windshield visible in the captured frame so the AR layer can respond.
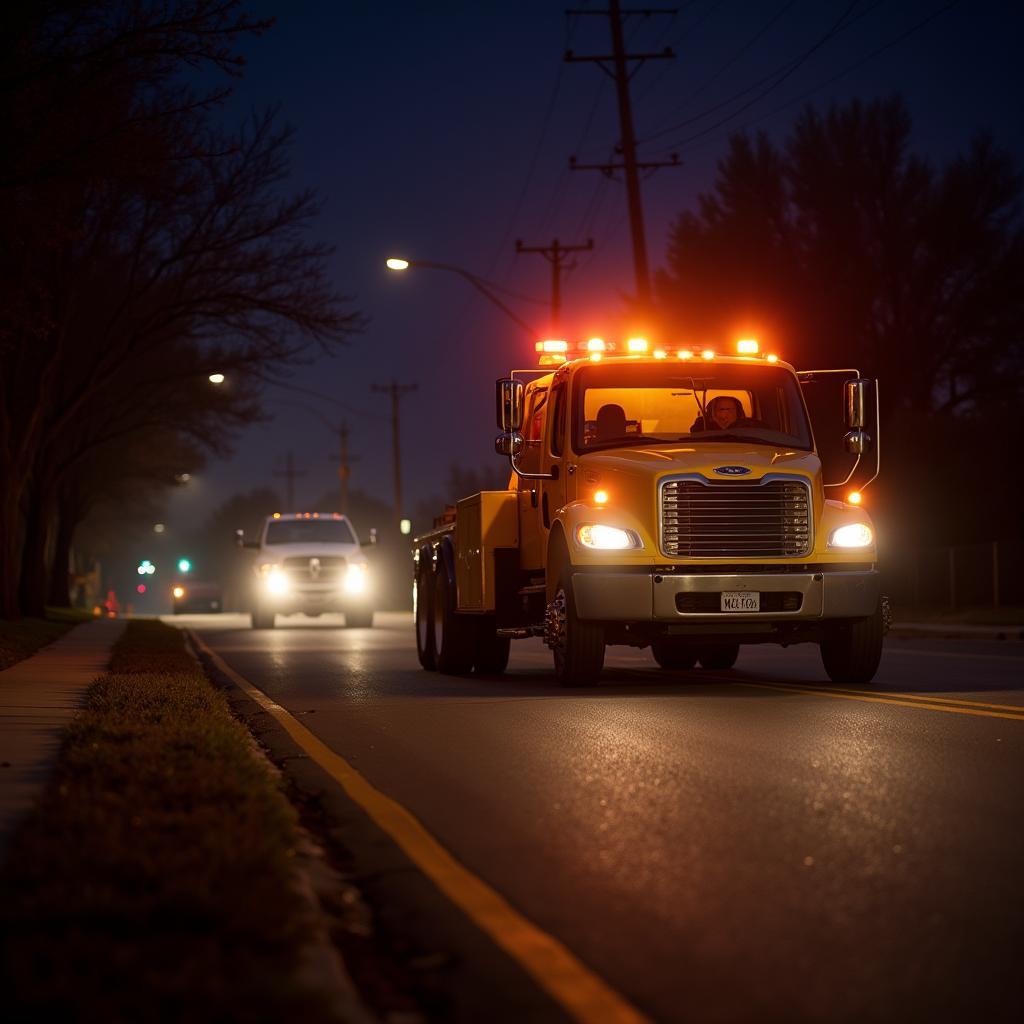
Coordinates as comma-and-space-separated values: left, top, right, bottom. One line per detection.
573, 363, 813, 453
265, 520, 356, 545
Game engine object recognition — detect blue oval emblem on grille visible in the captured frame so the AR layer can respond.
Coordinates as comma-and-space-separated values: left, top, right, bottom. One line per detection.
713, 465, 751, 476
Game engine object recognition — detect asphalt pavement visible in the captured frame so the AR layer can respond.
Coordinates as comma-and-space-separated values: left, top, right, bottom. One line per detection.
179, 611, 1024, 1024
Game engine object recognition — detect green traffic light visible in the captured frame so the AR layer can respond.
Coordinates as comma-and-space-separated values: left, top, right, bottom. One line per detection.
177, 558, 192, 573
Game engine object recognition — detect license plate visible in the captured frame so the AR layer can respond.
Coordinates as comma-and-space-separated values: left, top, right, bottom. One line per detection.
721, 591, 759, 612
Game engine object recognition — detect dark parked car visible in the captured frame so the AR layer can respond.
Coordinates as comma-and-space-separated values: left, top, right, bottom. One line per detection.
171, 580, 222, 614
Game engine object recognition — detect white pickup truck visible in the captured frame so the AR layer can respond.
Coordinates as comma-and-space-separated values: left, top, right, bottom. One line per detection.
236, 512, 376, 629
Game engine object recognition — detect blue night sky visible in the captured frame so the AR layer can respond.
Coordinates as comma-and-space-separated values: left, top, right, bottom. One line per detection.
163, 0, 1023, 528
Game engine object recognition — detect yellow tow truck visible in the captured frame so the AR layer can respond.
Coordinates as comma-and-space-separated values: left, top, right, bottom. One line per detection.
413, 337, 888, 686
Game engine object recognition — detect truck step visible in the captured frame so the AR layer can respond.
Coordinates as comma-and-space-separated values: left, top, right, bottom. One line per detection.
496, 626, 545, 639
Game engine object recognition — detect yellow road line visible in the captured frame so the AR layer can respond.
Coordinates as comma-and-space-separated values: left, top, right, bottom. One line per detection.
734, 679, 1024, 721
190, 631, 647, 1024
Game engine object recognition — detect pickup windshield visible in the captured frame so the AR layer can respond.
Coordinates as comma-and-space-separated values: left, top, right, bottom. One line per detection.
265, 519, 356, 545
573, 363, 813, 454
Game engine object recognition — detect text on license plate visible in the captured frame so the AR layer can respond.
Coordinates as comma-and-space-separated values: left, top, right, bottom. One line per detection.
721, 591, 759, 612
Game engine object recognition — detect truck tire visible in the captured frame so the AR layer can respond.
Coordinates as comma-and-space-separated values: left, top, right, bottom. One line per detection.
820, 601, 884, 685
251, 606, 275, 630
345, 609, 374, 629
415, 568, 436, 670
433, 569, 475, 675
651, 640, 698, 670
548, 577, 604, 688
474, 619, 510, 675
698, 644, 739, 670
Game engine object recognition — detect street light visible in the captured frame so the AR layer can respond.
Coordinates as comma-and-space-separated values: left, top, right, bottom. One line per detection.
385, 256, 538, 337
208, 372, 225, 384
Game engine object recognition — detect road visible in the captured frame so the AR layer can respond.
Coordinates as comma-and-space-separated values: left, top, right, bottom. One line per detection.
177, 611, 1024, 1023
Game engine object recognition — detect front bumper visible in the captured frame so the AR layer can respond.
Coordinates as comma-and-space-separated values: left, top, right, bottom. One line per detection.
571, 567, 880, 622
257, 583, 372, 615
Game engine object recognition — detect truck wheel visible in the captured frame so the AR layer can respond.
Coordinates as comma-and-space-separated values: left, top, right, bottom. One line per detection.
820, 601, 884, 685
433, 570, 475, 675
698, 644, 739, 670
474, 619, 510, 675
651, 640, 697, 670
547, 580, 604, 688
415, 569, 436, 670
345, 609, 374, 629
251, 606, 275, 630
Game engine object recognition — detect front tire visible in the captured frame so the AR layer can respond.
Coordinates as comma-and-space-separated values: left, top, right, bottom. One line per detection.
345, 609, 374, 629
651, 639, 698, 670
433, 568, 475, 675
820, 602, 884, 685
547, 578, 604, 688
698, 644, 739, 670
251, 606, 275, 629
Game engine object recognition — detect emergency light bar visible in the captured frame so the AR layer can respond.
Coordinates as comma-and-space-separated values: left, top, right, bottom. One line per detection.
532, 337, 780, 365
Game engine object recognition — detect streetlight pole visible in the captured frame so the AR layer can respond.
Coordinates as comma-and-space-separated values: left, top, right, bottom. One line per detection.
385, 257, 539, 337
371, 379, 418, 526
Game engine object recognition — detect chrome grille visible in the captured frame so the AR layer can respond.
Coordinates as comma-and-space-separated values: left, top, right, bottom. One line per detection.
661, 476, 811, 558
282, 555, 346, 582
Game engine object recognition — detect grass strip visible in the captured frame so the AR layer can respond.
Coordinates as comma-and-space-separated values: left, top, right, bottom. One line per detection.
0, 620, 340, 1022
0, 606, 95, 671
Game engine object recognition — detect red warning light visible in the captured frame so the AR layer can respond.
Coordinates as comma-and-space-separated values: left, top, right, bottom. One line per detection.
136, 584, 147, 594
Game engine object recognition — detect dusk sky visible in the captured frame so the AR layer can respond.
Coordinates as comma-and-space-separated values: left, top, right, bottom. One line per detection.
164, 0, 1023, 530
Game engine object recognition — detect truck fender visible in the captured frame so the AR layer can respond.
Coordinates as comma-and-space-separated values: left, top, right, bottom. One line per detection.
436, 536, 457, 588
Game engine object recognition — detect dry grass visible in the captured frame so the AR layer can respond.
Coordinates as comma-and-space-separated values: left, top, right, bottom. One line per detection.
0, 620, 340, 1022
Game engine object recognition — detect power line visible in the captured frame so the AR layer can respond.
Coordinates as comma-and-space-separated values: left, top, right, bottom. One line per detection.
640, 0, 864, 145
650, 0, 965, 159
515, 237, 594, 331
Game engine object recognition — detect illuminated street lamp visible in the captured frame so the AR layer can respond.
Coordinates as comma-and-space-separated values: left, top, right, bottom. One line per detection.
208, 372, 225, 384
385, 256, 537, 337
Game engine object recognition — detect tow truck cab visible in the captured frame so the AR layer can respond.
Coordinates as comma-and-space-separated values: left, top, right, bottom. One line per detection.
413, 339, 887, 686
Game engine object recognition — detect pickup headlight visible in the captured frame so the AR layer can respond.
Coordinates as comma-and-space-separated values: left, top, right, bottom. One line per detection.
261, 565, 290, 594
576, 524, 640, 550
829, 523, 874, 548
344, 562, 369, 594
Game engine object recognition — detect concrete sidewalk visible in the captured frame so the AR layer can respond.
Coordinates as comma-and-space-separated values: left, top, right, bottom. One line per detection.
0, 617, 125, 857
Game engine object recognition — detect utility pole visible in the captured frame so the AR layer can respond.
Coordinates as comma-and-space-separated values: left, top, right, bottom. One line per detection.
566, 1, 679, 311
273, 450, 306, 510
328, 421, 359, 513
371, 380, 418, 524
515, 237, 593, 333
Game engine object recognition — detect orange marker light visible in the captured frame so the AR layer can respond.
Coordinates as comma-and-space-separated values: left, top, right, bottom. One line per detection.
766, 353, 779, 364
701, 349, 715, 360
736, 338, 759, 354
586, 337, 606, 352
678, 349, 694, 360
590, 352, 602, 362
847, 490, 862, 505
172, 586, 185, 599
653, 349, 667, 359
594, 489, 609, 505
627, 337, 649, 353
536, 339, 568, 353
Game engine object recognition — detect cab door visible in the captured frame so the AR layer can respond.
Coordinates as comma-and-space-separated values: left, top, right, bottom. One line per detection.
540, 378, 576, 543
517, 386, 548, 570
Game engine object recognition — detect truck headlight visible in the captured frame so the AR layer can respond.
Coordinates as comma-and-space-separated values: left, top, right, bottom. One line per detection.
344, 562, 369, 594
576, 524, 640, 550
829, 523, 873, 548
264, 566, 290, 594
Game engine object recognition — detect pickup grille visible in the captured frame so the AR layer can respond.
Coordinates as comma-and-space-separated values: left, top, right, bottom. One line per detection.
282, 555, 346, 582
661, 477, 811, 559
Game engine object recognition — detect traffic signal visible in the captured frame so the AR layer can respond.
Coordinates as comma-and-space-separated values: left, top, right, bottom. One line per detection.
137, 560, 156, 575
177, 558, 192, 573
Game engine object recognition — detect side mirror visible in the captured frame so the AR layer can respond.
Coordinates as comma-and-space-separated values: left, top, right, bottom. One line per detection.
844, 379, 870, 429
843, 429, 872, 454
361, 527, 377, 547
496, 378, 524, 433
494, 433, 524, 458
